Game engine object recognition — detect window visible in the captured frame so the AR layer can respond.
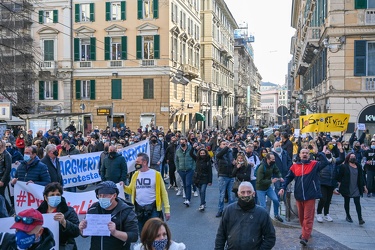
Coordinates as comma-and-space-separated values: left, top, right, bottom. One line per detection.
39, 10, 58, 24
111, 37, 121, 60
74, 37, 96, 61
82, 80, 90, 99
354, 40, 375, 76
39, 81, 58, 100
75, 80, 96, 100
136, 35, 160, 59
43, 40, 54, 61
171, 2, 178, 23
105, 1, 126, 21
81, 39, 91, 61
137, 0, 158, 19
180, 42, 186, 64
112, 79, 122, 99
143, 79, 154, 99
75, 3, 95, 22
105, 36, 127, 60
172, 34, 178, 61
355, 0, 375, 8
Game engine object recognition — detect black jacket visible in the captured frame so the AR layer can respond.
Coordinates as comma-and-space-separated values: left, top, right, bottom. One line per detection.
0, 150, 12, 186
100, 153, 127, 183
190, 149, 213, 185
165, 143, 177, 164
41, 155, 63, 186
232, 164, 251, 182
37, 196, 80, 248
87, 198, 138, 250
0, 227, 55, 250
337, 163, 366, 197
215, 147, 234, 177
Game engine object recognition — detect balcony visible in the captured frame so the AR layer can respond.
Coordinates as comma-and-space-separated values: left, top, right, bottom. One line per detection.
366, 9, 375, 25
79, 61, 92, 68
182, 64, 199, 79
39, 61, 55, 69
141, 59, 156, 66
109, 61, 123, 67
306, 27, 321, 41
363, 77, 375, 91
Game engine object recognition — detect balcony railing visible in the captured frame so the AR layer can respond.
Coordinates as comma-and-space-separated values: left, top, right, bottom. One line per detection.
110, 60, 123, 67
142, 59, 156, 66
79, 61, 92, 68
364, 77, 375, 90
306, 27, 321, 40
182, 64, 199, 75
365, 9, 375, 25
39, 61, 55, 69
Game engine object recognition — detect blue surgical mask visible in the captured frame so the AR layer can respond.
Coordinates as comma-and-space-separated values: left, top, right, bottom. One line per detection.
371, 145, 375, 150
153, 239, 168, 250
23, 154, 31, 162
99, 197, 112, 209
275, 147, 282, 153
16, 231, 36, 249
47, 196, 61, 207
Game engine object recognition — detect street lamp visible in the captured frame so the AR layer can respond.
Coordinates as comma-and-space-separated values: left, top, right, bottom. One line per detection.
293, 90, 318, 115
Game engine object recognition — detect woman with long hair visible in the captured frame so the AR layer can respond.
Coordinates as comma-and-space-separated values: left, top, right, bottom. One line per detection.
337, 153, 368, 225
232, 153, 251, 197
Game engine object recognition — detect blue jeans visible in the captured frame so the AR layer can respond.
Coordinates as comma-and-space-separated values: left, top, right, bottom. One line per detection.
218, 176, 234, 212
198, 184, 208, 206
257, 186, 280, 216
250, 180, 258, 204
178, 169, 193, 201
274, 180, 286, 201
161, 163, 169, 178
137, 209, 160, 234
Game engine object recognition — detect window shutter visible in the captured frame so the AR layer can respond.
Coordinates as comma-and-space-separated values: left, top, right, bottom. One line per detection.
74, 38, 80, 61
111, 79, 122, 99
137, 0, 143, 19
121, 1, 126, 20
39, 11, 44, 24
154, 35, 160, 59
355, 0, 367, 9
39, 81, 45, 100
121, 36, 127, 60
153, 0, 159, 18
104, 37, 110, 60
136, 36, 142, 59
105, 2, 111, 21
75, 4, 80, 22
90, 37, 96, 61
53, 81, 58, 100
90, 3, 95, 21
354, 40, 367, 76
171, 3, 174, 22
90, 80, 96, 100
76, 80, 81, 100
53, 10, 58, 23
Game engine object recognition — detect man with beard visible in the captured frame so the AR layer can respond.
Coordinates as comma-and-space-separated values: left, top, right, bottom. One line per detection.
215, 182, 276, 250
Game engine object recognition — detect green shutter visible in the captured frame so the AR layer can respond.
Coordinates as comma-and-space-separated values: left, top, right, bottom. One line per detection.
74, 38, 80, 61
53, 10, 58, 23
90, 3, 95, 21
39, 81, 45, 100
154, 35, 160, 59
39, 11, 44, 24
137, 0, 143, 19
105, 37, 110, 60
105, 2, 111, 21
53, 81, 58, 100
355, 0, 367, 9
121, 36, 127, 60
136, 36, 142, 59
90, 37, 96, 61
121, 1, 126, 20
90, 80, 96, 100
75, 4, 80, 22
153, 0, 159, 18
76, 80, 81, 99
111, 79, 122, 99
354, 40, 367, 76
217, 95, 222, 106
143, 79, 154, 99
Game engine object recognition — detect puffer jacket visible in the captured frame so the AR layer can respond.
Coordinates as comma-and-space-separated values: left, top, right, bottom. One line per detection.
100, 152, 127, 183
37, 196, 80, 248
175, 145, 195, 171
319, 152, 344, 187
282, 152, 329, 201
15, 156, 51, 186
0, 228, 55, 250
149, 140, 165, 165
215, 146, 234, 177
87, 198, 138, 250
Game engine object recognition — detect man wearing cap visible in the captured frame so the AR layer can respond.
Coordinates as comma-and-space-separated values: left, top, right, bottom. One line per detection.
149, 134, 164, 172
0, 208, 55, 249
79, 181, 138, 250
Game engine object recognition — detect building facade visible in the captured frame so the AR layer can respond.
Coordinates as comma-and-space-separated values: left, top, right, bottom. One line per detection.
290, 0, 375, 134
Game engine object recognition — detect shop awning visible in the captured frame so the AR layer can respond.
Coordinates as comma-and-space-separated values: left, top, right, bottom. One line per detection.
195, 112, 205, 122
3, 116, 26, 126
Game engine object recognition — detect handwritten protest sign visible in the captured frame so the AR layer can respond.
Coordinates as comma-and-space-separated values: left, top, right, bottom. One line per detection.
299, 113, 350, 133
14, 182, 125, 214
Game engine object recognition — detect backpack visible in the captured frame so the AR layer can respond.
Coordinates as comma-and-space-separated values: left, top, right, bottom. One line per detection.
254, 163, 266, 178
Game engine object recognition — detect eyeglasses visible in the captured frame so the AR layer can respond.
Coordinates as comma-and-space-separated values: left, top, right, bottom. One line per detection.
15, 215, 42, 225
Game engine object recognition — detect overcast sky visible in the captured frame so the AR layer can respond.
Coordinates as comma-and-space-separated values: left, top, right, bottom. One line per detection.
225, 0, 295, 85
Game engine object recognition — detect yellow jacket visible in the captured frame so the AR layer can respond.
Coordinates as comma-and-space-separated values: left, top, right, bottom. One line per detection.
124, 170, 170, 214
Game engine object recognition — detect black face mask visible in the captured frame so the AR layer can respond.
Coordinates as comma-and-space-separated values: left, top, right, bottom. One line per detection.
180, 143, 186, 148
355, 146, 360, 150
109, 152, 117, 158
325, 154, 332, 159
349, 158, 356, 163
344, 146, 349, 150
104, 146, 109, 152
269, 161, 275, 165
237, 196, 256, 211
61, 146, 66, 150
135, 164, 142, 170
53, 151, 59, 157
151, 139, 157, 143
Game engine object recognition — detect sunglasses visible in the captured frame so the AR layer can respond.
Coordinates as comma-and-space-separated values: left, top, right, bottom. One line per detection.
15, 215, 42, 225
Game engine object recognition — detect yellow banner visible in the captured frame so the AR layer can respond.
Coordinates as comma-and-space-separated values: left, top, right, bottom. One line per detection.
300, 113, 350, 133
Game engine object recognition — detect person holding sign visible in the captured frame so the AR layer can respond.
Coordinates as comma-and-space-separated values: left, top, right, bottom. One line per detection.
79, 181, 138, 250
0, 208, 55, 249
37, 182, 80, 250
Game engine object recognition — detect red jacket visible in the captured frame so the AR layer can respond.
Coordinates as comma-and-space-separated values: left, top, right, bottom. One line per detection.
15, 138, 25, 149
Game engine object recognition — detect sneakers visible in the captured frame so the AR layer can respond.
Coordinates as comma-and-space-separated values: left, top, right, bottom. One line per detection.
167, 185, 172, 189
367, 193, 372, 198
193, 191, 199, 197
198, 204, 205, 211
183, 200, 190, 207
316, 214, 323, 223
346, 216, 353, 223
274, 215, 284, 222
176, 190, 182, 196
359, 219, 365, 225
300, 238, 308, 246
323, 214, 333, 222
215, 211, 222, 217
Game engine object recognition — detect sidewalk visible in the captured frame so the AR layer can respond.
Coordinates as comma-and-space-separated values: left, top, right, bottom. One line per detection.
271, 194, 375, 249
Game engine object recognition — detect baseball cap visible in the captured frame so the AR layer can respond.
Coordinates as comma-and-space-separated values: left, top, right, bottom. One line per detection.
95, 181, 119, 196
11, 208, 43, 233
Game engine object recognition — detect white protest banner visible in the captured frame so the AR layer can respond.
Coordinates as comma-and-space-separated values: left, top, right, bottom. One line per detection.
14, 182, 125, 214
117, 139, 150, 172
0, 213, 59, 248
294, 129, 300, 138
357, 123, 366, 131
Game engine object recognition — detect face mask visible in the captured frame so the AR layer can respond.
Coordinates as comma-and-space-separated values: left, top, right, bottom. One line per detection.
23, 154, 31, 161
99, 197, 112, 209
20, 135, 24, 138
135, 164, 142, 170
349, 158, 356, 163
47, 196, 61, 207
69, 134, 73, 138
152, 239, 168, 250
151, 139, 157, 143
355, 146, 360, 150
62, 146, 66, 150
16, 231, 36, 249
309, 150, 314, 153
326, 154, 332, 159
110, 140, 115, 144
247, 137, 251, 140
218, 137, 221, 140
275, 147, 282, 153
180, 143, 186, 147
53, 151, 59, 157
130, 141, 134, 145
109, 152, 117, 158
237, 195, 255, 210
125, 138, 129, 141
159, 137, 163, 140
344, 145, 349, 149
328, 145, 334, 150
238, 161, 244, 164
262, 153, 267, 157
371, 145, 375, 150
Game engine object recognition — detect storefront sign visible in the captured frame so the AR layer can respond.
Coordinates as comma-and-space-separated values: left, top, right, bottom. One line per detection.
358, 105, 375, 123
97, 108, 111, 116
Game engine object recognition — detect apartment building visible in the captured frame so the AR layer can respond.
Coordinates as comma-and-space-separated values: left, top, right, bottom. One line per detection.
200, 0, 238, 129
290, 0, 375, 133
